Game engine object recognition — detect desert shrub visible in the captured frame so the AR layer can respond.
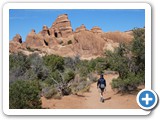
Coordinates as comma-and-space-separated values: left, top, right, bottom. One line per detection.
9, 52, 30, 70
64, 69, 75, 83
44, 69, 73, 96
9, 53, 49, 82
18, 69, 37, 81
106, 28, 145, 93
76, 80, 91, 93
87, 59, 97, 72
43, 55, 64, 72
67, 40, 72, 45
111, 72, 144, 92
78, 59, 96, 75
87, 73, 98, 82
42, 86, 58, 99
131, 28, 145, 74
70, 75, 92, 94
28, 53, 49, 80
61, 86, 72, 95
9, 53, 31, 82
53, 93, 62, 99
73, 57, 106, 83
87, 57, 108, 74
9, 51, 101, 102
106, 50, 129, 79
95, 58, 107, 74
64, 56, 80, 71
77, 61, 89, 77
26, 47, 35, 52
9, 80, 41, 109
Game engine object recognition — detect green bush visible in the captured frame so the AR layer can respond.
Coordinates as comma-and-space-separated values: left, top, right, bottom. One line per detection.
67, 40, 72, 45
111, 72, 144, 92
64, 69, 75, 83
9, 53, 107, 102
26, 47, 40, 52
87, 73, 98, 82
29, 54, 49, 79
42, 86, 58, 99
108, 28, 145, 93
9, 53, 49, 82
70, 75, 92, 94
9, 53, 31, 82
9, 52, 30, 70
64, 56, 80, 71
9, 80, 41, 109
43, 55, 64, 72
131, 28, 145, 74
53, 93, 62, 99
61, 86, 72, 95
105, 44, 129, 79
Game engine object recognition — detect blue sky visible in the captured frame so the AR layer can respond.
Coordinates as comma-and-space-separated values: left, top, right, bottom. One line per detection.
9, 9, 145, 41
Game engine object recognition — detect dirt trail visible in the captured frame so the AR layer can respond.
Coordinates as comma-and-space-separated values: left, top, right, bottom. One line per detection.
41, 74, 141, 109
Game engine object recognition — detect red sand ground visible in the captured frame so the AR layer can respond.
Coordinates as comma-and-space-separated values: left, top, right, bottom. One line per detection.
41, 74, 142, 109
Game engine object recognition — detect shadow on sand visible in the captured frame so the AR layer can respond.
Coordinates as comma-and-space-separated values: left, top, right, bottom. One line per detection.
104, 97, 111, 101
75, 94, 85, 97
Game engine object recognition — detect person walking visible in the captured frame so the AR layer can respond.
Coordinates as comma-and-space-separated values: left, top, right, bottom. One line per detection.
97, 74, 106, 102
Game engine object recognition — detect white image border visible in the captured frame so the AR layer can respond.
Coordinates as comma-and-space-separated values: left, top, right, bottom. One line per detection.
3, 2, 151, 115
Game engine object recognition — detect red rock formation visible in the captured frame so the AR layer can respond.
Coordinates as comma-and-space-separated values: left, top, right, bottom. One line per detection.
91, 26, 103, 34
9, 34, 23, 53
101, 31, 133, 43
9, 41, 21, 53
75, 24, 87, 33
12, 34, 22, 43
50, 14, 73, 38
9, 13, 135, 59
39, 25, 50, 37
25, 29, 46, 48
73, 31, 105, 56
48, 37, 59, 49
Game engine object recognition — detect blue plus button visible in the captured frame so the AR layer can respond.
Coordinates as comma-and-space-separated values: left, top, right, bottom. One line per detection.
137, 89, 158, 110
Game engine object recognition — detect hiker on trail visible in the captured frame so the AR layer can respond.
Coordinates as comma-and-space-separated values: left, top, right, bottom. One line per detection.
97, 74, 106, 102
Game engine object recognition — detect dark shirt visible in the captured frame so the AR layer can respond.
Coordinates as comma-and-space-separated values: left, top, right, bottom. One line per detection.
97, 78, 106, 88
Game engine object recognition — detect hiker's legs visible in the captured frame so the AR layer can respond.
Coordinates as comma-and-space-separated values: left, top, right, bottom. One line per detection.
101, 91, 104, 96
100, 89, 104, 102
101, 88, 104, 96
99, 88, 105, 102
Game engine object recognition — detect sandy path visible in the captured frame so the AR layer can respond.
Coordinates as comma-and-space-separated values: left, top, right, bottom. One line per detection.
41, 74, 141, 109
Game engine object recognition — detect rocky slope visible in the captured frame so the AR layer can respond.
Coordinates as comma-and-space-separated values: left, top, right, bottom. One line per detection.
9, 14, 133, 59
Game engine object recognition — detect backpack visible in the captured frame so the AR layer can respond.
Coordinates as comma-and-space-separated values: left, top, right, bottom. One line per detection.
99, 78, 105, 89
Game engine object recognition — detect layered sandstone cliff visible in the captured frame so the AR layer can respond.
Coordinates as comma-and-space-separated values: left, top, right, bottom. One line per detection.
9, 14, 133, 59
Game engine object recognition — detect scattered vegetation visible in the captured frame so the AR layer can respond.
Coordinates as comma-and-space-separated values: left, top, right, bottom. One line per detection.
106, 28, 145, 92
9, 28, 145, 108
9, 53, 99, 108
